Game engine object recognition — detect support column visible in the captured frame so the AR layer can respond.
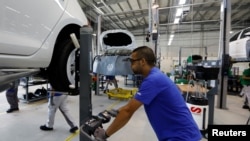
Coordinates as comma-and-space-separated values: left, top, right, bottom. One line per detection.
79, 26, 93, 141
217, 0, 231, 109
95, 15, 102, 95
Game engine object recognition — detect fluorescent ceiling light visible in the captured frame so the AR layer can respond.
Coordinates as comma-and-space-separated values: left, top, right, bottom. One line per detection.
174, 18, 180, 24
168, 38, 173, 46
179, 0, 186, 5
176, 8, 183, 17
152, 4, 159, 9
168, 34, 174, 45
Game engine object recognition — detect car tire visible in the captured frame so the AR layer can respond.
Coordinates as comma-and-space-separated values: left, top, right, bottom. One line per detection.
48, 39, 78, 91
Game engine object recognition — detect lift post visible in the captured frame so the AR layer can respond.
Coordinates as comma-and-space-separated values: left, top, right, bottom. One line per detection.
217, 0, 231, 109
79, 26, 93, 141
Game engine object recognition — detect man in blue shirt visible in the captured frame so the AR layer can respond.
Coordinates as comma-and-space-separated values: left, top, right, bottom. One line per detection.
94, 46, 202, 141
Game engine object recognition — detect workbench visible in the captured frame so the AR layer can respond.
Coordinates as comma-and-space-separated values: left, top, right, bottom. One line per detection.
177, 84, 208, 94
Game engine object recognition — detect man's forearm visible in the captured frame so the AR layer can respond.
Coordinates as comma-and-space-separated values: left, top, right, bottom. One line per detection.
106, 106, 133, 137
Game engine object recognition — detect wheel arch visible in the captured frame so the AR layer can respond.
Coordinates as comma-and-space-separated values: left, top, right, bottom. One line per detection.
49, 24, 81, 68
55, 24, 80, 52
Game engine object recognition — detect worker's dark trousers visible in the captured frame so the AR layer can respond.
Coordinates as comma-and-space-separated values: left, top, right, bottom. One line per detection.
6, 88, 19, 109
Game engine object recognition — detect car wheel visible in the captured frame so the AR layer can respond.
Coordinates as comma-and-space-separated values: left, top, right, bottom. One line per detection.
48, 39, 78, 91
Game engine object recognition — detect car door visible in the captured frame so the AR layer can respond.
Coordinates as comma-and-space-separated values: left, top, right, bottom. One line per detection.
235, 28, 250, 58
229, 31, 241, 58
238, 28, 250, 46
0, 0, 66, 56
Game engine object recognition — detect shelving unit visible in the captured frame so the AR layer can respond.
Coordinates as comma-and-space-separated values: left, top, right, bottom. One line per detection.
20, 77, 48, 103
227, 75, 242, 94
124, 74, 143, 87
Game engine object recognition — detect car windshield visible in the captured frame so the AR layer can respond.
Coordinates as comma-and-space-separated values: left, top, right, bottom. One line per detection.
230, 31, 241, 42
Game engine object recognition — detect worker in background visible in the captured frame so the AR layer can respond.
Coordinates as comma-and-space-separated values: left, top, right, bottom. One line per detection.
103, 75, 118, 93
240, 63, 250, 110
94, 46, 202, 141
6, 80, 20, 113
40, 85, 78, 133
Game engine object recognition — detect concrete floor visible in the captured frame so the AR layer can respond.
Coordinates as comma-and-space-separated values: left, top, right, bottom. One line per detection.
0, 76, 249, 141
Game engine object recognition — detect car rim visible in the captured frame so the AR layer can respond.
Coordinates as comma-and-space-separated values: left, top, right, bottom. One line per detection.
66, 48, 77, 85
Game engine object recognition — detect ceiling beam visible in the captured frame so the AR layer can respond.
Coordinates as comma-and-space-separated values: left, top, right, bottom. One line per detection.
94, 0, 127, 8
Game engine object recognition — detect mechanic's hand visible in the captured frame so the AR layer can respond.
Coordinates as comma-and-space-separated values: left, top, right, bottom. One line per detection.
94, 127, 108, 141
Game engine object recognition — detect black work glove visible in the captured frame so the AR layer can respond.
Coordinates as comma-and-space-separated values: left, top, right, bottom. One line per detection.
94, 127, 108, 141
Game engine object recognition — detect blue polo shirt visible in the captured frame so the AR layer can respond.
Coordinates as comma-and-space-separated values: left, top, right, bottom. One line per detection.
135, 67, 202, 141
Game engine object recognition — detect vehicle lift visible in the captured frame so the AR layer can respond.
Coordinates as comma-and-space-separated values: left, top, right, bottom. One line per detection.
76, 26, 137, 141
76, 26, 117, 141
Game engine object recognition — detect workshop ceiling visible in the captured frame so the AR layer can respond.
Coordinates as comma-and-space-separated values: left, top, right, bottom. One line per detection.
78, 0, 250, 36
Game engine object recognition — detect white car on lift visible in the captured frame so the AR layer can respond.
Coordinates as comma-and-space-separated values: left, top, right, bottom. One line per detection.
229, 27, 250, 59
0, 0, 88, 91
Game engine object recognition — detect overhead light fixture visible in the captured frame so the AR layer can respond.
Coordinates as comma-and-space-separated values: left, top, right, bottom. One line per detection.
168, 34, 175, 46
168, 38, 173, 46
168, 40, 172, 46
176, 8, 183, 17
152, 0, 159, 8
152, 4, 159, 9
174, 18, 180, 24
179, 0, 186, 5
170, 34, 174, 39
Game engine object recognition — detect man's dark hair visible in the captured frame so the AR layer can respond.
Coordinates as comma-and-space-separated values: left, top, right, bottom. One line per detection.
132, 46, 156, 66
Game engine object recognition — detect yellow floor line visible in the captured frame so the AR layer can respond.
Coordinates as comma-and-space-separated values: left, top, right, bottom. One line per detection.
64, 100, 121, 141
64, 130, 80, 141
106, 99, 121, 110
